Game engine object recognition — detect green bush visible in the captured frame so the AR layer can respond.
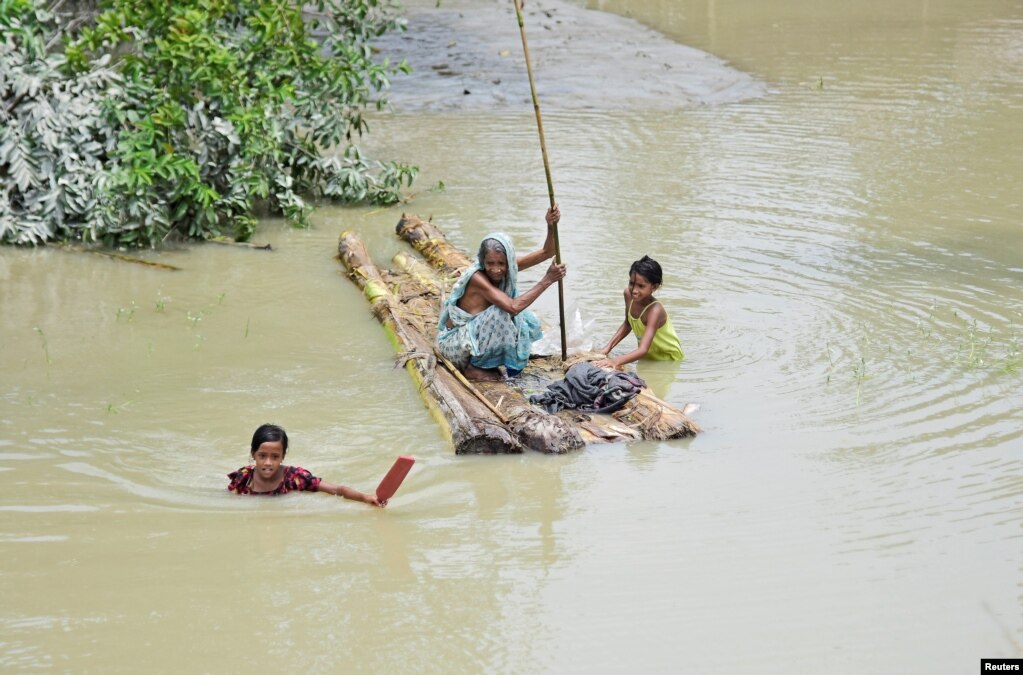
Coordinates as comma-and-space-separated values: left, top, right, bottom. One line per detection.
1, 0, 417, 246
1, 0, 124, 244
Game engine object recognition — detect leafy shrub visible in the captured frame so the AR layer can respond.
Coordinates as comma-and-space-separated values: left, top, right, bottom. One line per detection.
1, 0, 417, 247
1, 0, 123, 244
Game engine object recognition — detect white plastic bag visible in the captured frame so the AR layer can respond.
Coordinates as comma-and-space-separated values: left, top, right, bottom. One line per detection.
533, 306, 595, 356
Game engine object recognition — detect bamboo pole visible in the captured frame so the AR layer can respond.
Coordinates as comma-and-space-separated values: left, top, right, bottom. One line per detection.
513, 0, 567, 362
395, 215, 470, 275
436, 354, 510, 424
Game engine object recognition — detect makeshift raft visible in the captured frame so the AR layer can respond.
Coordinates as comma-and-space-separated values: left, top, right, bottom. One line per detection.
337, 215, 701, 454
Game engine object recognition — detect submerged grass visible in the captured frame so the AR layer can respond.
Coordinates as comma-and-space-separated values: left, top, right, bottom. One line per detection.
997, 329, 1020, 374
825, 305, 1019, 406
116, 301, 138, 322
33, 327, 52, 366
105, 400, 132, 414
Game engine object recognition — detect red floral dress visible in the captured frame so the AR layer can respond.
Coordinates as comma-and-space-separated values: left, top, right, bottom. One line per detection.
227, 465, 321, 495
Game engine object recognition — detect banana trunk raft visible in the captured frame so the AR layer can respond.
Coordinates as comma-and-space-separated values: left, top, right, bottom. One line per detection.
336, 215, 701, 454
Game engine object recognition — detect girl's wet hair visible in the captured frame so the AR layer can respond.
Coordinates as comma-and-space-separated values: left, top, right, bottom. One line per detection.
251, 423, 288, 456
478, 238, 507, 264
630, 255, 663, 285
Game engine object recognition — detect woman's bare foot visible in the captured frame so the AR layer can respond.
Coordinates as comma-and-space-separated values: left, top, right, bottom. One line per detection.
464, 364, 503, 381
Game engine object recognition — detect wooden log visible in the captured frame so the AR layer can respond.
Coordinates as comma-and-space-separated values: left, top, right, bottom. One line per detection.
338, 231, 522, 454
60, 244, 182, 271
475, 380, 585, 453
392, 250, 445, 298
396, 214, 472, 275
206, 236, 273, 250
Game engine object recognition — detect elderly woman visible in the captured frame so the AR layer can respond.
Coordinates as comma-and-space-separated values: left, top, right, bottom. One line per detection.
436, 205, 567, 381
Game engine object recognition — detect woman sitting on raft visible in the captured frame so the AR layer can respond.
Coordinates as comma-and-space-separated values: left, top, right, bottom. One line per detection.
436, 204, 567, 381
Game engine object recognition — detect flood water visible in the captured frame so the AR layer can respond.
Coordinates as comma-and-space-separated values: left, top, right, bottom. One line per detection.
2, 0, 1021, 672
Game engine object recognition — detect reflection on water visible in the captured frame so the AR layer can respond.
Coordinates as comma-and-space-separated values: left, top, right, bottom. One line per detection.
2, 0, 1022, 671
634, 360, 679, 401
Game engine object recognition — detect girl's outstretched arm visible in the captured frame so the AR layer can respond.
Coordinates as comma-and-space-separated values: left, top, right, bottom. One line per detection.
598, 319, 631, 361
318, 481, 386, 507
595, 300, 667, 370
594, 288, 633, 368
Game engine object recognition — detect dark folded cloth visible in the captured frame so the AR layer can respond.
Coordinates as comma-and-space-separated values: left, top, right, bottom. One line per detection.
529, 362, 646, 414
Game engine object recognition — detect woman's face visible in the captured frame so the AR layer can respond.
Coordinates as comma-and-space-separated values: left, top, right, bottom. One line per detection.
483, 249, 508, 285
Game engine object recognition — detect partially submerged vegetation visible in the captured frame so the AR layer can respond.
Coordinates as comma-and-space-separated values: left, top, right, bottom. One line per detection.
826, 303, 1021, 407
1, 0, 417, 247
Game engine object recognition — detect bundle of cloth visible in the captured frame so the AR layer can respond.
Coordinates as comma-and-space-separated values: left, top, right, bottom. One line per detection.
529, 362, 646, 414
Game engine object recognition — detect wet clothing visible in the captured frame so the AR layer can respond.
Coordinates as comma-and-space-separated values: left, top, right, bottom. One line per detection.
529, 362, 646, 414
627, 299, 683, 361
227, 465, 321, 495
436, 232, 543, 375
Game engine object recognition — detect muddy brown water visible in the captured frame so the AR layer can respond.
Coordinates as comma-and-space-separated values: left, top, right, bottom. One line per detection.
2, 0, 1021, 671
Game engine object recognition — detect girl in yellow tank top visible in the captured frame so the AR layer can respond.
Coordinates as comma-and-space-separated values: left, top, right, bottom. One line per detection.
594, 256, 683, 369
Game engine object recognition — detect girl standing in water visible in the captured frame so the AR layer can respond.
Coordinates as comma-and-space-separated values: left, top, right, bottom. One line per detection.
594, 256, 684, 370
